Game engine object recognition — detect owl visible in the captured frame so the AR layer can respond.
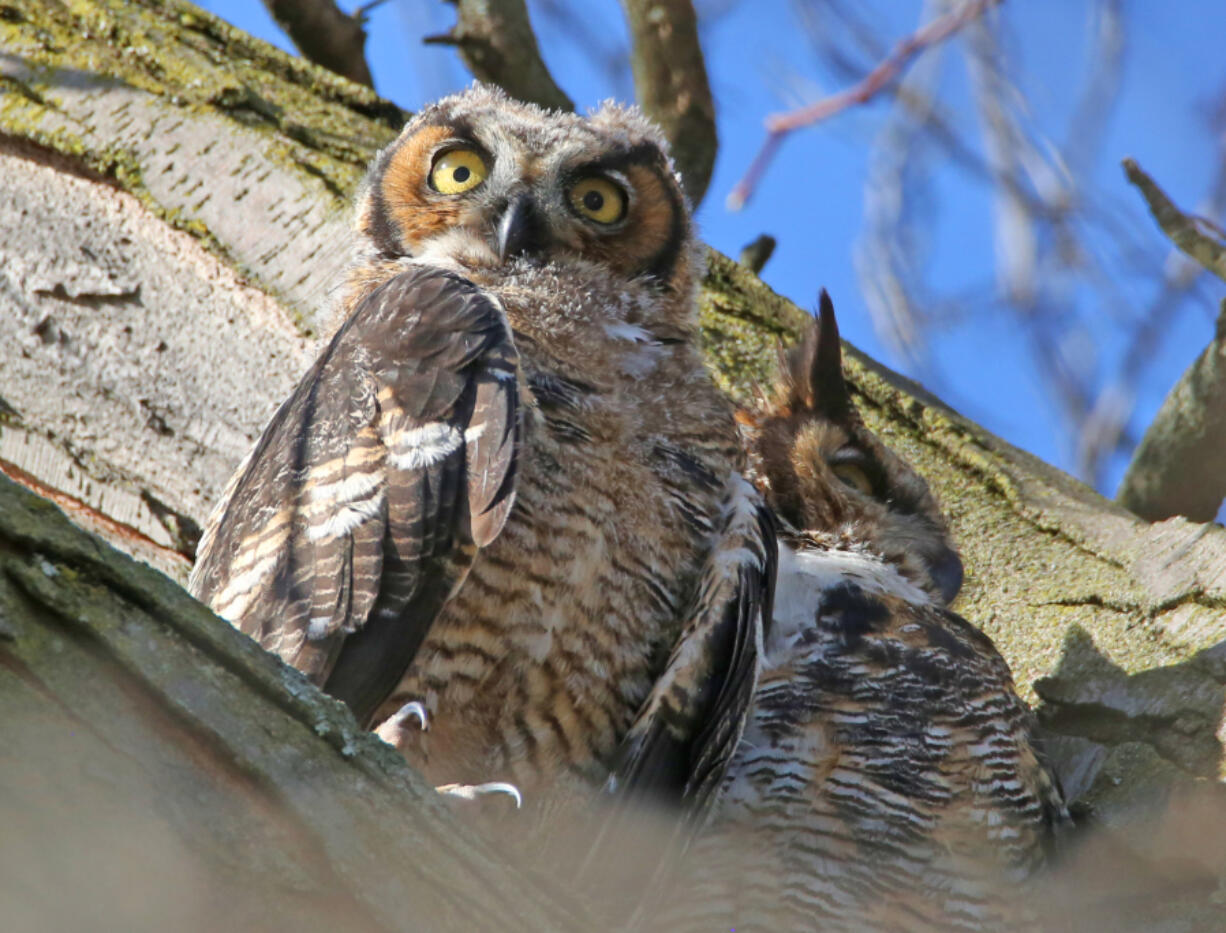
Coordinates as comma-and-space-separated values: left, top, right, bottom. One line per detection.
188, 86, 774, 838
647, 293, 1069, 932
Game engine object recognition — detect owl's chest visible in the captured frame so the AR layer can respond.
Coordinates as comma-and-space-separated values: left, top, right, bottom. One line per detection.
382, 364, 728, 783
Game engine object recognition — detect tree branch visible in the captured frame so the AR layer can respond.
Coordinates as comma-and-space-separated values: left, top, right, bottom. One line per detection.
261, 0, 376, 88
1122, 157, 1226, 283
1115, 159, 1226, 521
427, 0, 574, 112
728, 0, 1004, 211
619, 0, 718, 205
1116, 298, 1226, 522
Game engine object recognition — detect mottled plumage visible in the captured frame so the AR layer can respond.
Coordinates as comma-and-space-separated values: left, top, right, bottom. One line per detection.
653, 294, 1068, 932
189, 86, 773, 840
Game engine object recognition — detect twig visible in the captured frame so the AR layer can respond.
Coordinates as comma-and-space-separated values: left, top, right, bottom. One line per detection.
1123, 158, 1226, 283
727, 0, 1004, 211
738, 234, 776, 274
429, 0, 573, 113
620, 0, 718, 205
261, 0, 376, 88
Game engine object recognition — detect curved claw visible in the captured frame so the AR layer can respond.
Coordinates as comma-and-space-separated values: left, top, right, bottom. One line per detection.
436, 781, 523, 809
374, 700, 429, 744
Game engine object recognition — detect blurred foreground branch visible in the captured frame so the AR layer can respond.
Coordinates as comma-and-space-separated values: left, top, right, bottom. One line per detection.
0, 475, 585, 932
428, 0, 574, 111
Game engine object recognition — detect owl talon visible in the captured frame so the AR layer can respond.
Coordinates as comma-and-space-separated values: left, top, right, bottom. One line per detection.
436, 781, 523, 809
375, 700, 429, 744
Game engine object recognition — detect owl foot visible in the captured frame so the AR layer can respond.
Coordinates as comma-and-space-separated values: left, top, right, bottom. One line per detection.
436, 781, 523, 809
374, 700, 429, 745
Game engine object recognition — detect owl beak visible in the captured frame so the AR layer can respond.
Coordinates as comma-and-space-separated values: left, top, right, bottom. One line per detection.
929, 545, 964, 606
497, 194, 543, 262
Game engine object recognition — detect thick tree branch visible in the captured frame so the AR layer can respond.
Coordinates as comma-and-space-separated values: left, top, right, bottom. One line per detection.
728, 0, 1004, 211
619, 0, 718, 205
428, 0, 574, 112
1117, 300, 1226, 522
0, 474, 587, 932
1116, 159, 1226, 521
261, 0, 379, 88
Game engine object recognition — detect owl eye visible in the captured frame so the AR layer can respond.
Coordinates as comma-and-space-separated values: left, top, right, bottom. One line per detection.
430, 148, 488, 195
831, 462, 874, 495
569, 176, 627, 224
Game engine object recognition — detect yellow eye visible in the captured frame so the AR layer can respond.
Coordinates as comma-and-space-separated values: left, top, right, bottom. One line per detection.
832, 462, 873, 495
569, 176, 627, 224
430, 148, 488, 195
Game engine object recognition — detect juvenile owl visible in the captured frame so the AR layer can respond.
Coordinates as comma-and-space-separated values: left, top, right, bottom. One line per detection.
188, 86, 773, 830
650, 294, 1069, 932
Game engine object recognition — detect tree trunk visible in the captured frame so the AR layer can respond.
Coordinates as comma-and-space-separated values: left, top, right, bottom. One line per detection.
3, 1, 1226, 927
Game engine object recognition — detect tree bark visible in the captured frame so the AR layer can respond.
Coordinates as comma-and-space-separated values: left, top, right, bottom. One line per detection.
3, 0, 1226, 926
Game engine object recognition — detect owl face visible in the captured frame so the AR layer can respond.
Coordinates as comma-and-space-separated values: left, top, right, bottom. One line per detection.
354, 85, 696, 299
745, 294, 964, 605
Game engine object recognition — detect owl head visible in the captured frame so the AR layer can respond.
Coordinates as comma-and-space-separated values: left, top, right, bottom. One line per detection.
743, 292, 964, 606
348, 85, 700, 312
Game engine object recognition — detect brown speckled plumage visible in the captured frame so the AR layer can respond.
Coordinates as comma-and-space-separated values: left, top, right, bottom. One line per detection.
188, 86, 774, 848
652, 294, 1069, 932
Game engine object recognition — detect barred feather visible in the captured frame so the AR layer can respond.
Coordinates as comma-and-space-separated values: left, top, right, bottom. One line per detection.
649, 297, 1069, 932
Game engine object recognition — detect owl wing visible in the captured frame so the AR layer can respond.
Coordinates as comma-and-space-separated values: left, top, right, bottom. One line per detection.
583, 473, 776, 890
189, 266, 519, 725
611, 477, 776, 810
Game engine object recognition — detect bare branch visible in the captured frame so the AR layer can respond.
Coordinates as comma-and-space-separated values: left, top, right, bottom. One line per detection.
261, 0, 375, 87
1116, 159, 1226, 521
428, 0, 573, 112
1123, 158, 1226, 283
620, 0, 718, 205
1117, 300, 1226, 522
738, 234, 776, 274
728, 0, 1004, 211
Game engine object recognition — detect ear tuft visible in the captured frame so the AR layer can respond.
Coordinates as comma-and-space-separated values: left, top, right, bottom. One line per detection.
780, 289, 852, 420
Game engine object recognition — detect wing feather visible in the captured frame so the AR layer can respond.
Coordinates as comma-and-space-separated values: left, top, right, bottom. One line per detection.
189, 266, 520, 725
578, 473, 777, 909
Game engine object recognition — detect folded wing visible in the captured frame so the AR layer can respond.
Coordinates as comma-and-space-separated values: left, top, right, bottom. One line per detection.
190, 266, 519, 725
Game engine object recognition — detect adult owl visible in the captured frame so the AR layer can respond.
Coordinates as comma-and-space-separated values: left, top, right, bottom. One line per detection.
188, 86, 774, 827
649, 294, 1069, 932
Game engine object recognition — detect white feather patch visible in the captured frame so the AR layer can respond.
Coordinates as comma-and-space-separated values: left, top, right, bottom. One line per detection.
387, 422, 462, 470
306, 491, 385, 540
306, 468, 382, 505
768, 542, 933, 660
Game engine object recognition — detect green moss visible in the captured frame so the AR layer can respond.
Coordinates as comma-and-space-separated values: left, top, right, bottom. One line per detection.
0, 0, 401, 224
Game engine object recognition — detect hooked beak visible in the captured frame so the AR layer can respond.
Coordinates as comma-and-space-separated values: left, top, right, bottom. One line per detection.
496, 193, 544, 262
930, 545, 964, 606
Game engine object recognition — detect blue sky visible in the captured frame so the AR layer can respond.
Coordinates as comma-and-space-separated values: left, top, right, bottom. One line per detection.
201, 0, 1226, 516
